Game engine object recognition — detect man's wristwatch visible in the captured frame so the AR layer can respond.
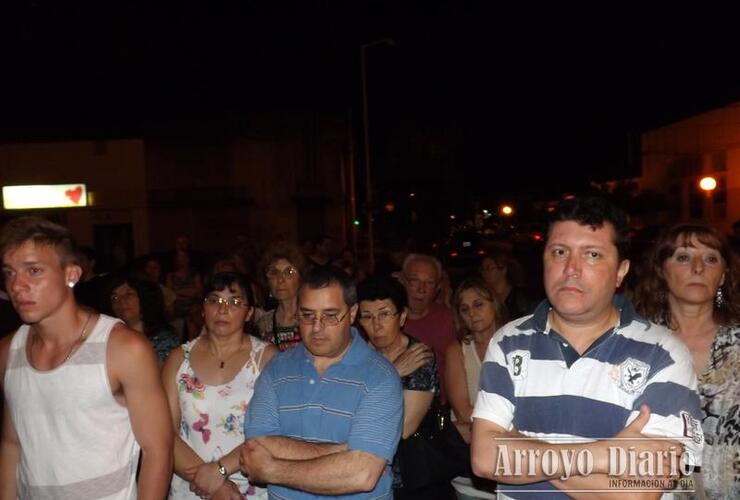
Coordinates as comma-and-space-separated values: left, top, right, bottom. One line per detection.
217, 461, 228, 478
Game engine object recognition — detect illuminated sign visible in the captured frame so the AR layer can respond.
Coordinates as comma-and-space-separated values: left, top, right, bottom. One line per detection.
2, 184, 88, 209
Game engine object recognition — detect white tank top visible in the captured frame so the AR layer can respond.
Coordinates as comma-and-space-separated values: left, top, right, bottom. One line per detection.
451, 339, 483, 422
462, 339, 483, 406
4, 314, 140, 500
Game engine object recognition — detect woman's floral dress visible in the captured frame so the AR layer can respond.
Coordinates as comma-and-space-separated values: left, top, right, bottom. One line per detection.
169, 335, 269, 499
692, 326, 740, 499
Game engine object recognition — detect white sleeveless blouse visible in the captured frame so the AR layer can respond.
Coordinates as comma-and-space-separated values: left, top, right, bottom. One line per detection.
169, 335, 269, 500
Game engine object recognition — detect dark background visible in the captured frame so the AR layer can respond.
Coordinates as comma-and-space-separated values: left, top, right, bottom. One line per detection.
2, 2, 740, 199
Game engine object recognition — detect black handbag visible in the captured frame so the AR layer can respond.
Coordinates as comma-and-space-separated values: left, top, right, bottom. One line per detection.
396, 402, 470, 490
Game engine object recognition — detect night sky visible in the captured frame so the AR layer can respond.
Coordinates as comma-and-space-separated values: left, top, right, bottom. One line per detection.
2, 2, 740, 201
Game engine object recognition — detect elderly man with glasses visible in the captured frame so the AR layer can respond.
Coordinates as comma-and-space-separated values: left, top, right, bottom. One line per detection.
240, 266, 403, 499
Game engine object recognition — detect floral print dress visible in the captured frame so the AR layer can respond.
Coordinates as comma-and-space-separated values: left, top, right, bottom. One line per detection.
169, 335, 269, 500
693, 326, 740, 499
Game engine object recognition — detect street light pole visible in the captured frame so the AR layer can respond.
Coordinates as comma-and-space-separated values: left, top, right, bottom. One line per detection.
360, 38, 394, 274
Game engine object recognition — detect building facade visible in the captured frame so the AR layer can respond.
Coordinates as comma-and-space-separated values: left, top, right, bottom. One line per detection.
640, 102, 740, 232
0, 112, 354, 271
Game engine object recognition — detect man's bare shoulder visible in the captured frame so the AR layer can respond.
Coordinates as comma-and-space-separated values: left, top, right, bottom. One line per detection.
0, 332, 17, 382
108, 323, 157, 365
0, 332, 15, 353
161, 341, 185, 376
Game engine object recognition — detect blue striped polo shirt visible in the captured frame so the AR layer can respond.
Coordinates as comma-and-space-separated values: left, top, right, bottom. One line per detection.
472, 295, 703, 499
245, 327, 403, 499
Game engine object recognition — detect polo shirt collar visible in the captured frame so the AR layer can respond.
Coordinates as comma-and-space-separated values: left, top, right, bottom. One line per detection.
516, 294, 649, 334
297, 326, 370, 367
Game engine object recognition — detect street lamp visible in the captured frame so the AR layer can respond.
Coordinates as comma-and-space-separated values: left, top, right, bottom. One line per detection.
699, 175, 717, 220
361, 38, 394, 273
699, 176, 717, 192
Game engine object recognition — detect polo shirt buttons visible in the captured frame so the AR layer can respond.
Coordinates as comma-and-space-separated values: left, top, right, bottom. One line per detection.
309, 379, 315, 384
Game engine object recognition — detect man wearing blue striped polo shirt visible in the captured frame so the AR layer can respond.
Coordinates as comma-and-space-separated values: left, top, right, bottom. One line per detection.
241, 266, 403, 499
471, 196, 703, 499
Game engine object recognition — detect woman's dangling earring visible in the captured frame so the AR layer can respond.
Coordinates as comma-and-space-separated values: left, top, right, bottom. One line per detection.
715, 287, 725, 308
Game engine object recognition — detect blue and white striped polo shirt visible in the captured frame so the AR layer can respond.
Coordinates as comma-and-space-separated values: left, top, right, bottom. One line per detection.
245, 327, 403, 499
472, 296, 703, 499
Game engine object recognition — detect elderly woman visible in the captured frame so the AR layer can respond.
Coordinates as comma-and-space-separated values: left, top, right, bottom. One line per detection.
634, 222, 740, 499
109, 275, 180, 363
446, 276, 503, 499
256, 241, 305, 351
357, 275, 453, 500
162, 273, 277, 500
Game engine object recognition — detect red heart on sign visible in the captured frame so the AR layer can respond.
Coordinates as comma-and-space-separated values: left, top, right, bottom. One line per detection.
65, 186, 83, 204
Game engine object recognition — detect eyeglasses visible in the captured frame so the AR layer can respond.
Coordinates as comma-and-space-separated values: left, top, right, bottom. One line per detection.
111, 291, 138, 303
266, 266, 299, 280
358, 310, 399, 323
203, 295, 249, 308
297, 309, 350, 326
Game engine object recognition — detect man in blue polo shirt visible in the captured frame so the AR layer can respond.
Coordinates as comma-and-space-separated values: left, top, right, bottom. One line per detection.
471, 196, 703, 498
240, 266, 403, 499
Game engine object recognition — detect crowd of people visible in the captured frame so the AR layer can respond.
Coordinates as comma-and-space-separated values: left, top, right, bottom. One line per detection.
0, 195, 738, 499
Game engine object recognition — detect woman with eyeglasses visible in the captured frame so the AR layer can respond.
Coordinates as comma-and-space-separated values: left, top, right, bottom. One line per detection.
256, 241, 305, 351
357, 275, 454, 500
162, 272, 277, 500
109, 275, 180, 363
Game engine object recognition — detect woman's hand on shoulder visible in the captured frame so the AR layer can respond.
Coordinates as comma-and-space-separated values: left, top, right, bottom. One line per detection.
393, 342, 433, 377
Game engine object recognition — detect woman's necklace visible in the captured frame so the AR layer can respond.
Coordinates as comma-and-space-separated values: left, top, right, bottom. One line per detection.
209, 338, 248, 368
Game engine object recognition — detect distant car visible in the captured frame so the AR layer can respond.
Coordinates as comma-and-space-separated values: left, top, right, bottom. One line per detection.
441, 231, 487, 268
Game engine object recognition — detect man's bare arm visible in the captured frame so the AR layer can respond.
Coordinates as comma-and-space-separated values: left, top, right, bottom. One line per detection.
0, 335, 18, 500
549, 473, 666, 500
241, 439, 385, 494
110, 326, 173, 500
0, 405, 19, 500
472, 406, 680, 488
249, 436, 347, 460
472, 417, 604, 484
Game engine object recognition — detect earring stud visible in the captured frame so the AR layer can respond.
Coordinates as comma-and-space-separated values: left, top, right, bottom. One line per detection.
68, 281, 76, 288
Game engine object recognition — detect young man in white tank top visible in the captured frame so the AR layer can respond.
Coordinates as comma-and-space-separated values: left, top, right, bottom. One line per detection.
0, 216, 173, 500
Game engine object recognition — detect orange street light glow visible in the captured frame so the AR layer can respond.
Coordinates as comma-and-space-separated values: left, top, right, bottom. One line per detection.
699, 176, 717, 192
501, 205, 513, 216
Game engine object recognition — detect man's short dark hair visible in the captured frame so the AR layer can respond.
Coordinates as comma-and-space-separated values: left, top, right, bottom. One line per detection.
357, 275, 408, 313
0, 216, 80, 266
301, 265, 357, 307
547, 196, 630, 261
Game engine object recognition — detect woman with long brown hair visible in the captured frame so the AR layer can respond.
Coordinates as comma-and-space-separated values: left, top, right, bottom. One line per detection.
634, 222, 740, 499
